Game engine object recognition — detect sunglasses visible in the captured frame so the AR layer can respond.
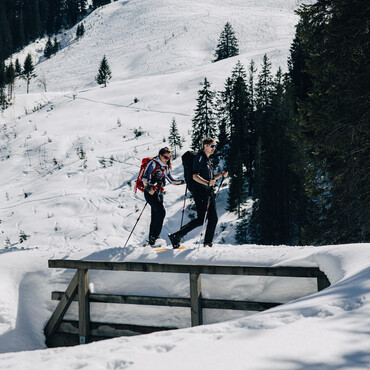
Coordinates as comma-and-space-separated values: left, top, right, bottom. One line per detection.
163, 155, 171, 160
209, 144, 217, 149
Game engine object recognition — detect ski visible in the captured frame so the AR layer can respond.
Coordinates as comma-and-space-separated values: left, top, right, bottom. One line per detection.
155, 246, 186, 252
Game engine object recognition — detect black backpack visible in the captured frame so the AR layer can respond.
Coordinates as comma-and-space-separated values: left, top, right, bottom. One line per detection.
182, 150, 197, 192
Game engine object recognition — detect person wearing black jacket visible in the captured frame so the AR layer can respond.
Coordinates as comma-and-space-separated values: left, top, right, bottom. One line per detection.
168, 137, 228, 248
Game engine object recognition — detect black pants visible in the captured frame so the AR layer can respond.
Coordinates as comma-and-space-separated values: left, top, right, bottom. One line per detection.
144, 191, 166, 240
177, 187, 218, 244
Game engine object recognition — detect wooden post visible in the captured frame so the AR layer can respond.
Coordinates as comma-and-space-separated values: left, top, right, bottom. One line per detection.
78, 269, 90, 344
317, 274, 330, 291
44, 271, 79, 339
189, 273, 202, 326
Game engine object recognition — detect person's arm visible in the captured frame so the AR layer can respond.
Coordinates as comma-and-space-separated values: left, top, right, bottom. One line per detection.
214, 171, 228, 180
193, 173, 215, 187
143, 161, 157, 195
165, 172, 185, 186
192, 154, 216, 187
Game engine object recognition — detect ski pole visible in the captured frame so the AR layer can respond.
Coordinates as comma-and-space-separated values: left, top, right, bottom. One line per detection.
180, 184, 188, 229
197, 176, 225, 247
215, 176, 225, 198
123, 201, 148, 248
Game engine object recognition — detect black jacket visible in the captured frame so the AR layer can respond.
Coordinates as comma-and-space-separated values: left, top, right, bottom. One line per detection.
193, 151, 214, 190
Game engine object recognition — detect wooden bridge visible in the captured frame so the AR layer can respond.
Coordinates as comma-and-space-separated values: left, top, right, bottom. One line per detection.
44, 259, 330, 347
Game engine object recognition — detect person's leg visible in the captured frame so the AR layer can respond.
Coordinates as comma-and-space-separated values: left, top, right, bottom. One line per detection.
144, 192, 166, 244
169, 190, 209, 247
204, 197, 218, 246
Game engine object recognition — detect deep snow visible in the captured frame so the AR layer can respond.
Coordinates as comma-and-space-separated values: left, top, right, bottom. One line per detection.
1, 0, 369, 369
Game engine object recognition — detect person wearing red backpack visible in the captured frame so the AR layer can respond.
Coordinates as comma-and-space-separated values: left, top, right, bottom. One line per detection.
142, 147, 184, 246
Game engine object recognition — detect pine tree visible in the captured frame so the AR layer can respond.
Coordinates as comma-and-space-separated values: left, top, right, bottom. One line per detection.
11, 0, 25, 51
226, 62, 250, 216
78, 0, 88, 16
22, 53, 37, 94
168, 118, 182, 159
95, 55, 112, 87
0, 60, 7, 109
76, 23, 85, 39
15, 58, 22, 77
256, 54, 273, 112
191, 78, 217, 150
0, 3, 13, 60
93, 0, 111, 9
296, 0, 370, 244
23, 0, 42, 43
213, 22, 239, 62
288, 24, 312, 112
44, 37, 54, 59
5, 61, 16, 100
246, 59, 257, 195
53, 37, 59, 54
215, 78, 232, 166
249, 67, 306, 245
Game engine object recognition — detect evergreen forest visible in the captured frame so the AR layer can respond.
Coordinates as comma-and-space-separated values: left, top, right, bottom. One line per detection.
192, 0, 369, 246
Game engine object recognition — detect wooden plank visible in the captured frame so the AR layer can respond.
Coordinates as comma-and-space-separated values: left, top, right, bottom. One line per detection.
44, 271, 79, 339
78, 269, 90, 344
190, 273, 202, 326
46, 320, 178, 348
52, 292, 191, 307
57, 320, 177, 337
52, 291, 280, 311
49, 259, 329, 279
202, 299, 281, 311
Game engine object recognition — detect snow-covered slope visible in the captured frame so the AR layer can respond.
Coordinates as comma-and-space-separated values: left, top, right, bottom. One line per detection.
1, 244, 370, 369
2, 0, 370, 369
0, 0, 303, 251
14, 0, 301, 92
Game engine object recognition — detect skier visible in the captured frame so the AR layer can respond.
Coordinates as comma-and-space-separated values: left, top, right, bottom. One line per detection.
168, 137, 228, 248
142, 147, 184, 246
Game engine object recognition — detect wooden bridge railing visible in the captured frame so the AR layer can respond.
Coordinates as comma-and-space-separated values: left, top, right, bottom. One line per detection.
45, 259, 330, 346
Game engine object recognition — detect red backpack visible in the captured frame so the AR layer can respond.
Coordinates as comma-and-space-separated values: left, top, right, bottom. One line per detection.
134, 157, 164, 193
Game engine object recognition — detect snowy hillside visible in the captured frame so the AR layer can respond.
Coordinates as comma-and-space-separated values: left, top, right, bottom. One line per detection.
0, 0, 304, 251
1, 0, 370, 369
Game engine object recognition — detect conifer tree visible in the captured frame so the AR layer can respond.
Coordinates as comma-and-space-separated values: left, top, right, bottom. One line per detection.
0, 61, 6, 109
22, 53, 37, 94
215, 77, 233, 165
226, 62, 250, 215
246, 59, 257, 195
78, 0, 88, 16
0, 4, 13, 60
15, 59, 22, 77
168, 118, 182, 159
296, 0, 370, 244
44, 37, 54, 59
53, 37, 59, 54
249, 67, 305, 245
288, 30, 311, 111
5, 62, 15, 100
191, 78, 217, 150
11, 0, 25, 50
23, 0, 42, 43
213, 22, 239, 62
256, 54, 273, 112
95, 55, 112, 87
76, 23, 85, 39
